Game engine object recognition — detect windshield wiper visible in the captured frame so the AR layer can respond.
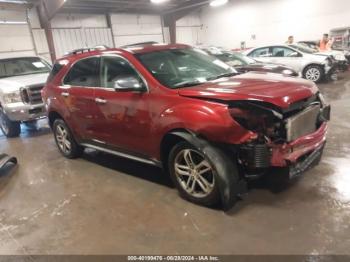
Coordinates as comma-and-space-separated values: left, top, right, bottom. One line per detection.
207, 72, 237, 81
173, 80, 203, 88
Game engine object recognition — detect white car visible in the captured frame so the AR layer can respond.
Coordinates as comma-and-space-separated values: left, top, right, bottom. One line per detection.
0, 56, 51, 137
243, 44, 337, 83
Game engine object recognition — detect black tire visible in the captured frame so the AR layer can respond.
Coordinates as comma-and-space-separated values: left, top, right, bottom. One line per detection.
53, 119, 83, 159
0, 110, 20, 138
303, 65, 324, 83
168, 141, 240, 208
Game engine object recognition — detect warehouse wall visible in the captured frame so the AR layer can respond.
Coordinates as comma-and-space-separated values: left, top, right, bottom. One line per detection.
28, 8, 51, 62
176, 13, 203, 46
0, 8, 36, 59
50, 13, 114, 58
110, 14, 163, 47
200, 0, 350, 49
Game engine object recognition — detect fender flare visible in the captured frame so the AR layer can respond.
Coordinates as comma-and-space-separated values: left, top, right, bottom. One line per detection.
169, 131, 247, 210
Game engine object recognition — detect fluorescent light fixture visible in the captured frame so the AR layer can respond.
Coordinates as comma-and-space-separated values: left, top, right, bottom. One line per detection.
150, 0, 170, 4
0, 21, 27, 25
210, 0, 228, 7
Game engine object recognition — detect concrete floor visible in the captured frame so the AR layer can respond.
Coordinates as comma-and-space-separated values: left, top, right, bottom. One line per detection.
0, 73, 350, 255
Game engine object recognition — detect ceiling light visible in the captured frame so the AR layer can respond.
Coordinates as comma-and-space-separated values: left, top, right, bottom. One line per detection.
210, 0, 228, 7
150, 0, 170, 4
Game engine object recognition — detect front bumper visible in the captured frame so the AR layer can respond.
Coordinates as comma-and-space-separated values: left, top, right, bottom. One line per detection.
3, 103, 46, 122
270, 122, 327, 167
336, 61, 349, 72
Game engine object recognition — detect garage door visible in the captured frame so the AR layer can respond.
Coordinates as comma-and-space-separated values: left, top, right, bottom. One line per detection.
0, 9, 36, 59
111, 14, 164, 47
52, 28, 114, 58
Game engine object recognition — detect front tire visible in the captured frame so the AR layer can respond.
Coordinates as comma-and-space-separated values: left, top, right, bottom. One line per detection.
169, 142, 220, 206
303, 65, 324, 83
53, 119, 83, 159
0, 110, 20, 138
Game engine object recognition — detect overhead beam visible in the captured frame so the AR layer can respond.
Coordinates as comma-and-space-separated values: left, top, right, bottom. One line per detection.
163, 0, 208, 44
41, 0, 66, 20
36, 0, 67, 61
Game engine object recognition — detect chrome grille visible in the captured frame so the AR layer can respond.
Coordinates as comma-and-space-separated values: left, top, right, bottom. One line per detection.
21, 85, 44, 105
285, 104, 320, 142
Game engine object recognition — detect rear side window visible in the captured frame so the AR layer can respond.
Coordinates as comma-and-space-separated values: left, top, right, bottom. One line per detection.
47, 62, 64, 82
64, 57, 100, 87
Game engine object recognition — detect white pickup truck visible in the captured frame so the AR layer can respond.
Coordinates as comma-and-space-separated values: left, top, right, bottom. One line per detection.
0, 56, 51, 137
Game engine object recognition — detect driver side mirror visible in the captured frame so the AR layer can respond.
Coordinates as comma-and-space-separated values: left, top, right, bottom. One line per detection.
114, 76, 146, 92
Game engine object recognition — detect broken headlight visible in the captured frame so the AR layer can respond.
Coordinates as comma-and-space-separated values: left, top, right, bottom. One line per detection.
228, 101, 284, 141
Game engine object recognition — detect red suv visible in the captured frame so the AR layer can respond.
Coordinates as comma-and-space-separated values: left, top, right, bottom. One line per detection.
42, 43, 330, 209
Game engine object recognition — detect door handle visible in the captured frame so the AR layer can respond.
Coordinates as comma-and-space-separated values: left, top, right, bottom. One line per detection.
61, 92, 70, 97
95, 98, 107, 104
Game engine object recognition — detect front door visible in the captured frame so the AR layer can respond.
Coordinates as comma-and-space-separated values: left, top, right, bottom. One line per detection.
92, 55, 152, 155
270, 46, 303, 72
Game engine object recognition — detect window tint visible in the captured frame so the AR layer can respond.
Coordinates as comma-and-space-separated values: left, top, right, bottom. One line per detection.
101, 56, 143, 89
64, 57, 100, 87
250, 47, 272, 57
271, 47, 295, 57
47, 62, 64, 82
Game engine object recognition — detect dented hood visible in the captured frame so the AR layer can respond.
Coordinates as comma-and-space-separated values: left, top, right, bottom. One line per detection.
178, 72, 318, 109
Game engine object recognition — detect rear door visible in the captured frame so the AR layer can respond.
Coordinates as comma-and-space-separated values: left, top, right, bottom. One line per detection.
59, 57, 100, 140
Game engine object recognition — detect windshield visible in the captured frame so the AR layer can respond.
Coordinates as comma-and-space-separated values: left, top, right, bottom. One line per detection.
0, 57, 51, 78
136, 48, 236, 89
290, 44, 317, 54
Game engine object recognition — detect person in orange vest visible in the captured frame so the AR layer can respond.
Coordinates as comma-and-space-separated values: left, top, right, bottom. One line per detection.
318, 34, 333, 51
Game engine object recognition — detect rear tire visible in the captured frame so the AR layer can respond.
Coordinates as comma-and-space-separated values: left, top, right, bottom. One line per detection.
303, 65, 324, 83
0, 110, 20, 138
53, 119, 83, 159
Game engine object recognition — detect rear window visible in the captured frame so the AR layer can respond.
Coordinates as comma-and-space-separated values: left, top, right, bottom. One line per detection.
47, 62, 64, 82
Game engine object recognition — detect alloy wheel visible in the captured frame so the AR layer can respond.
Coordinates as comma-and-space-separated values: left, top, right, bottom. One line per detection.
174, 149, 215, 198
55, 124, 72, 154
305, 68, 321, 82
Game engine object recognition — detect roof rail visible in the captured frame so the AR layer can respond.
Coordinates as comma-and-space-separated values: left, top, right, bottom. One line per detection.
65, 45, 109, 56
121, 41, 160, 48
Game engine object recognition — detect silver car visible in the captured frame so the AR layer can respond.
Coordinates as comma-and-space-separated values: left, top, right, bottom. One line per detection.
243, 44, 336, 83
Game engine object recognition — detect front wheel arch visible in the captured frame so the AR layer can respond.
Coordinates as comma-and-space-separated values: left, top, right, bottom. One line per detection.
48, 111, 64, 129
161, 130, 246, 210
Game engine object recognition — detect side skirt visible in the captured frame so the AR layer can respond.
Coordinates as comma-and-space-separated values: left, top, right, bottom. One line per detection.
80, 142, 162, 168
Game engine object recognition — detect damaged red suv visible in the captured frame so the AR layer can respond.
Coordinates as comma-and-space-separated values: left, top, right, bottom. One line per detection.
42, 43, 330, 209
